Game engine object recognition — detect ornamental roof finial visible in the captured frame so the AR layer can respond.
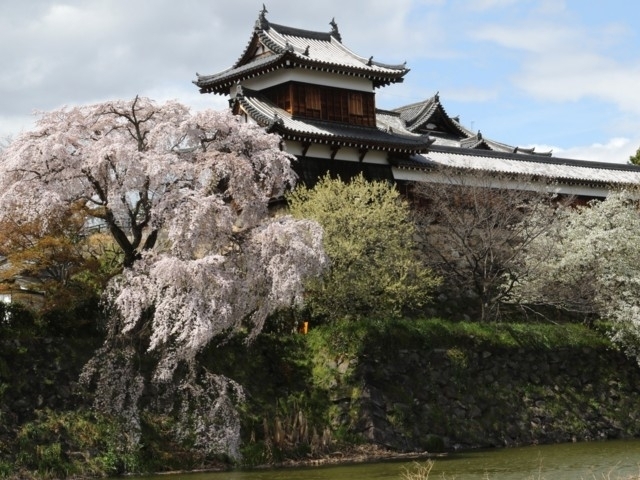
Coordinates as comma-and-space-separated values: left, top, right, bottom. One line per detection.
270, 112, 284, 128
329, 17, 342, 42
256, 4, 269, 29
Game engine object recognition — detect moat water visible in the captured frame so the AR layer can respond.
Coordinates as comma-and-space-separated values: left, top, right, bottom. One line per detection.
129, 439, 640, 479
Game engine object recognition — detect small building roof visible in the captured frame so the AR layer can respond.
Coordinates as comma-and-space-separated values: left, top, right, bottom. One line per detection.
194, 8, 409, 95
393, 94, 555, 156
394, 94, 470, 139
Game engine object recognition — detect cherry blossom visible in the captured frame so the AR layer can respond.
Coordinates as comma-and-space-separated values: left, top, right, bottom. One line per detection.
0, 97, 327, 457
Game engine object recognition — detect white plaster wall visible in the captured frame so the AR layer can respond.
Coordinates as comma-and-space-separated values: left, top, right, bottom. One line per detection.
285, 140, 389, 164
242, 69, 373, 92
392, 168, 612, 198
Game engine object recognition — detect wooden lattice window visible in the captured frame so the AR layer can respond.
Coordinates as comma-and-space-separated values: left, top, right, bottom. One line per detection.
306, 85, 321, 112
263, 82, 376, 127
262, 83, 292, 113
348, 92, 364, 116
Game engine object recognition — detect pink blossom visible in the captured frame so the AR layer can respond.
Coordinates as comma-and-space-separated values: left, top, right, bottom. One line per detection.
1, 97, 327, 458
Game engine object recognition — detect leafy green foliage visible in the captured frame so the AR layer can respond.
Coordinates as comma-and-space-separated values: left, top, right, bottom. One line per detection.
0, 304, 629, 477
15, 409, 141, 478
630, 146, 640, 165
0, 299, 107, 479
302, 317, 625, 453
196, 328, 336, 467
288, 174, 440, 321
308, 317, 609, 357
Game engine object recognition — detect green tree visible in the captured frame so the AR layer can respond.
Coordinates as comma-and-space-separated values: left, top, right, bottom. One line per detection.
630, 146, 640, 165
288, 174, 440, 321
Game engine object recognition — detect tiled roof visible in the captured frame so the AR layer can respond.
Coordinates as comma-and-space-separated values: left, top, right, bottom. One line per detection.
257, 21, 407, 74
375, 109, 419, 136
394, 94, 470, 138
234, 88, 433, 153
195, 54, 289, 94
460, 133, 489, 150
194, 11, 408, 94
394, 96, 559, 156
396, 145, 640, 186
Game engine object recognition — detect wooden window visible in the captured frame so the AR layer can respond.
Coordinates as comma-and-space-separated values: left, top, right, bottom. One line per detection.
264, 82, 376, 127
348, 92, 363, 116
306, 85, 321, 112
326, 90, 347, 123
278, 85, 292, 113
262, 83, 293, 113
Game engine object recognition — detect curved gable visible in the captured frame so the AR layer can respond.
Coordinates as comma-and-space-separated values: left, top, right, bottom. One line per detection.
394, 94, 470, 138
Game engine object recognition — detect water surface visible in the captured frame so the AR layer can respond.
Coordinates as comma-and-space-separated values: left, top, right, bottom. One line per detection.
129, 439, 640, 479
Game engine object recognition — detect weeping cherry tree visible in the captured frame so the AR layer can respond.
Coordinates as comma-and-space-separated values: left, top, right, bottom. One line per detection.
0, 97, 327, 458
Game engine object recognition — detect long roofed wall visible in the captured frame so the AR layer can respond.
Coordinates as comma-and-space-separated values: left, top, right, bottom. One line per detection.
194, 7, 640, 197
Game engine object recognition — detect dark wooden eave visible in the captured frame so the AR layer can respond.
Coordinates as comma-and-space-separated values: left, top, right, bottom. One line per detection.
233, 88, 433, 154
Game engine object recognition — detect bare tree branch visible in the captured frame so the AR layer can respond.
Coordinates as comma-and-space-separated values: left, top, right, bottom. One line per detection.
412, 167, 563, 321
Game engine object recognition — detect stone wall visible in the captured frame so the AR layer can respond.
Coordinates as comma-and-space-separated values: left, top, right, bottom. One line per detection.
325, 340, 640, 452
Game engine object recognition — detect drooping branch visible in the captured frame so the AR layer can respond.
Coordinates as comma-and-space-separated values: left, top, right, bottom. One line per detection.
1, 98, 328, 459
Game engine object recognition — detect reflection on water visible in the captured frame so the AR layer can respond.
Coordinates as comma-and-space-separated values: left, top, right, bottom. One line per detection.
128, 439, 640, 480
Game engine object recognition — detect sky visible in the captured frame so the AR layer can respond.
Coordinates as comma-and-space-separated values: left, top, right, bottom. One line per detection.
1, 0, 640, 164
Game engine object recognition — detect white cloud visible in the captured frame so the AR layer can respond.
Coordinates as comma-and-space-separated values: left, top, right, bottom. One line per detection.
442, 86, 499, 103
34, 3, 118, 38
0, 0, 639, 166
0, 114, 37, 142
516, 57, 640, 115
472, 23, 578, 53
535, 0, 568, 15
468, 0, 525, 12
546, 137, 640, 164
145, 86, 228, 113
471, 13, 640, 134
